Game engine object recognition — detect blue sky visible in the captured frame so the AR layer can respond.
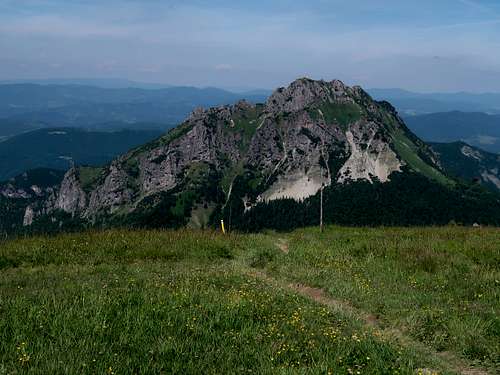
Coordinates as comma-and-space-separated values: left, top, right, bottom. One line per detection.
1, 0, 500, 92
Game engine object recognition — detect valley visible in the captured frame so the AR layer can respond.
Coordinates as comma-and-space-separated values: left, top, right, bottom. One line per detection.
405, 112, 500, 154
0, 128, 165, 181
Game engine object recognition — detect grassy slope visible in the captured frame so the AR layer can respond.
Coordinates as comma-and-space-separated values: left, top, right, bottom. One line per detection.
391, 128, 451, 186
0, 227, 498, 374
79, 166, 104, 193
308, 102, 363, 130
262, 227, 499, 372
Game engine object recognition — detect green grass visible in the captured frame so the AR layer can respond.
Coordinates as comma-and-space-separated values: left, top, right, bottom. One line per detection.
169, 162, 217, 219
78, 166, 104, 193
0, 227, 498, 374
259, 227, 500, 373
309, 103, 363, 129
390, 129, 451, 185
128, 121, 195, 158
223, 106, 263, 153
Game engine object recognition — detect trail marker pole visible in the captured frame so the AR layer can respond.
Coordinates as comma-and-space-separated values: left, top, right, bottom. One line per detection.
221, 219, 226, 234
320, 185, 324, 233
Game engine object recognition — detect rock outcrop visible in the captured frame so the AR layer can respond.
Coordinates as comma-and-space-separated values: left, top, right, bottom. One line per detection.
54, 168, 87, 215
23, 206, 34, 226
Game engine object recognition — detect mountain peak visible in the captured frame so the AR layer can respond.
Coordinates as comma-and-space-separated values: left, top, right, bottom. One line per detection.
266, 78, 359, 115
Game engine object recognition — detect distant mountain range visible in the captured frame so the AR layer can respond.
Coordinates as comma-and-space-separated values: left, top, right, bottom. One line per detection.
0, 78, 173, 90
368, 89, 500, 153
404, 111, 500, 153
2, 82, 499, 148
3, 81, 498, 120
0, 128, 163, 181
0, 84, 268, 137
368, 88, 500, 116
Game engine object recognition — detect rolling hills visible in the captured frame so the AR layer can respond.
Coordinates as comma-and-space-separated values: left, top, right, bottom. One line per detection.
0, 128, 164, 181
0, 84, 267, 136
405, 112, 500, 154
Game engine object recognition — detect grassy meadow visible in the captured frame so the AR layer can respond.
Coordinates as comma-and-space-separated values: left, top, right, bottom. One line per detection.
0, 226, 498, 374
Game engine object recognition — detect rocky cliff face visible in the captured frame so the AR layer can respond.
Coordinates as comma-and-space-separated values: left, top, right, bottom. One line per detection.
54, 168, 87, 214
27, 78, 448, 227
0, 168, 64, 229
0, 169, 63, 200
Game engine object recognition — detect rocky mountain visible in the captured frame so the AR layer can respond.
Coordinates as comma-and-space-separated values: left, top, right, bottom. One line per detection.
0, 168, 65, 198
4, 78, 500, 233
0, 169, 65, 232
430, 142, 500, 192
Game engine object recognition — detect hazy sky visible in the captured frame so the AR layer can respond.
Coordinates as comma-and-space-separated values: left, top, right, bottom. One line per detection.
1, 0, 500, 92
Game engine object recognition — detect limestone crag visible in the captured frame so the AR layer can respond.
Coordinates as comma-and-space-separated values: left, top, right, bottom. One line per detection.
54, 168, 87, 214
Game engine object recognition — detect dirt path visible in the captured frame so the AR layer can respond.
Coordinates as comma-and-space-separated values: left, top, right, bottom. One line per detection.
245, 245, 490, 375
288, 282, 380, 327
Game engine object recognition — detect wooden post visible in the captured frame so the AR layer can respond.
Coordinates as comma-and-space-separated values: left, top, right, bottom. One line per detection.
320, 185, 324, 232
